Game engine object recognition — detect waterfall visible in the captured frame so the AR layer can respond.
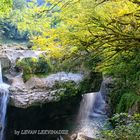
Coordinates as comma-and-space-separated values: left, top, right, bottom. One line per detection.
0, 62, 9, 140
77, 81, 108, 138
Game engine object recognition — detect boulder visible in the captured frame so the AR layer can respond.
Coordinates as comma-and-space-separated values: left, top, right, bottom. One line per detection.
25, 77, 46, 89
70, 133, 96, 140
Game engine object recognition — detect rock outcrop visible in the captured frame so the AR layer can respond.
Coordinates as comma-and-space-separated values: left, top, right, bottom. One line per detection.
0, 45, 85, 108
9, 72, 84, 108
25, 77, 46, 89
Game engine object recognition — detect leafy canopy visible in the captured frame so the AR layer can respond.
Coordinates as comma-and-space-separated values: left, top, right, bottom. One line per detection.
1, 0, 140, 93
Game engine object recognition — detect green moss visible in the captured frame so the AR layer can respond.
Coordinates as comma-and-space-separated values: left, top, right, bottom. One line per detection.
117, 92, 140, 113
56, 73, 102, 100
55, 81, 80, 99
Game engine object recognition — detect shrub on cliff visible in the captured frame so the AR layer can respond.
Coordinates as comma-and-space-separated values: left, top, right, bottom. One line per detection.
16, 56, 51, 80
101, 113, 140, 140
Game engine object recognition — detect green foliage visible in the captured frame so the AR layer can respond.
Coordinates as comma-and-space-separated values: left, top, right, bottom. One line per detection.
117, 92, 140, 113
0, 21, 28, 41
101, 113, 140, 140
109, 88, 123, 113
16, 56, 51, 80
0, 0, 28, 44
0, 0, 12, 17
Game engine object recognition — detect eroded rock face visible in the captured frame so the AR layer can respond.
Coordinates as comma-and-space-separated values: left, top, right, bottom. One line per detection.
9, 72, 84, 108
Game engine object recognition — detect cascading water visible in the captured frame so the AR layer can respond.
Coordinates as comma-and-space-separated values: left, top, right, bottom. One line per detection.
0, 62, 9, 140
77, 81, 108, 138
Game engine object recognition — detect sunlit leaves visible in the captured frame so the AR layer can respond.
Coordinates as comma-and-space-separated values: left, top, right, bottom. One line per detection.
0, 0, 12, 17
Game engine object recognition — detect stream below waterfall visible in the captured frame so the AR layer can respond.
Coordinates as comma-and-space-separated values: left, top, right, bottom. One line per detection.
72, 81, 108, 139
76, 93, 108, 138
